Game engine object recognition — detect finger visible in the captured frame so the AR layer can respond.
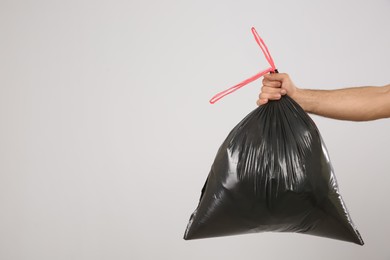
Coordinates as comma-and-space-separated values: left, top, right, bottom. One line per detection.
259, 91, 282, 101
262, 79, 282, 88
261, 86, 283, 95
256, 98, 268, 106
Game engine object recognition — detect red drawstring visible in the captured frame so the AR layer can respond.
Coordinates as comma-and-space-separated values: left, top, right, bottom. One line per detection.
209, 27, 277, 104
251, 27, 276, 71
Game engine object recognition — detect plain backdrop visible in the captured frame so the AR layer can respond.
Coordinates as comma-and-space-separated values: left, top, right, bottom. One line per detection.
0, 0, 389, 259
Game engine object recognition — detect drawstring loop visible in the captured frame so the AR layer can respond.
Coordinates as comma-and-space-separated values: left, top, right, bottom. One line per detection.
209, 27, 277, 104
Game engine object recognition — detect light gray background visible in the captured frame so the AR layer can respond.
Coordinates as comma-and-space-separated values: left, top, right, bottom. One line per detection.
0, 0, 389, 259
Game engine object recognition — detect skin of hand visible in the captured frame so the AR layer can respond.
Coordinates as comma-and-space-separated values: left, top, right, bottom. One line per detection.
256, 73, 390, 121
257, 73, 297, 106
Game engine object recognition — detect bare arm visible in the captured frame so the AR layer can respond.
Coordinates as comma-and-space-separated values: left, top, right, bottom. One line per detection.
293, 86, 390, 121
257, 73, 390, 121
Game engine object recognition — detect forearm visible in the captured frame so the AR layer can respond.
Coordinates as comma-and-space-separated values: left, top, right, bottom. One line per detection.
293, 85, 390, 121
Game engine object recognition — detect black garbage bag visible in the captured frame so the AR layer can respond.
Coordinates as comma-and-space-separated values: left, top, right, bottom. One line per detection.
184, 95, 364, 245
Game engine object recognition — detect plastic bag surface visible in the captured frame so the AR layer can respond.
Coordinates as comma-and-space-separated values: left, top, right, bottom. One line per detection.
184, 95, 364, 245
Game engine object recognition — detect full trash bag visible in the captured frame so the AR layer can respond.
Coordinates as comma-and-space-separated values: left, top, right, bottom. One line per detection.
184, 95, 364, 245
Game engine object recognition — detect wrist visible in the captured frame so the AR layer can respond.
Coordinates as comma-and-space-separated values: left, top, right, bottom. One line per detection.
290, 88, 309, 112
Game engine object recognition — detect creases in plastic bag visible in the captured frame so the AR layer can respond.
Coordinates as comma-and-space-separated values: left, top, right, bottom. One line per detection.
184, 96, 364, 245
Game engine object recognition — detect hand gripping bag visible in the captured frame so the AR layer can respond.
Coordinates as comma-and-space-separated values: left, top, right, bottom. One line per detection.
183, 28, 364, 245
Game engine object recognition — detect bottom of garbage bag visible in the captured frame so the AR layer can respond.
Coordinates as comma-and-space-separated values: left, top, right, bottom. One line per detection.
183, 180, 364, 245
